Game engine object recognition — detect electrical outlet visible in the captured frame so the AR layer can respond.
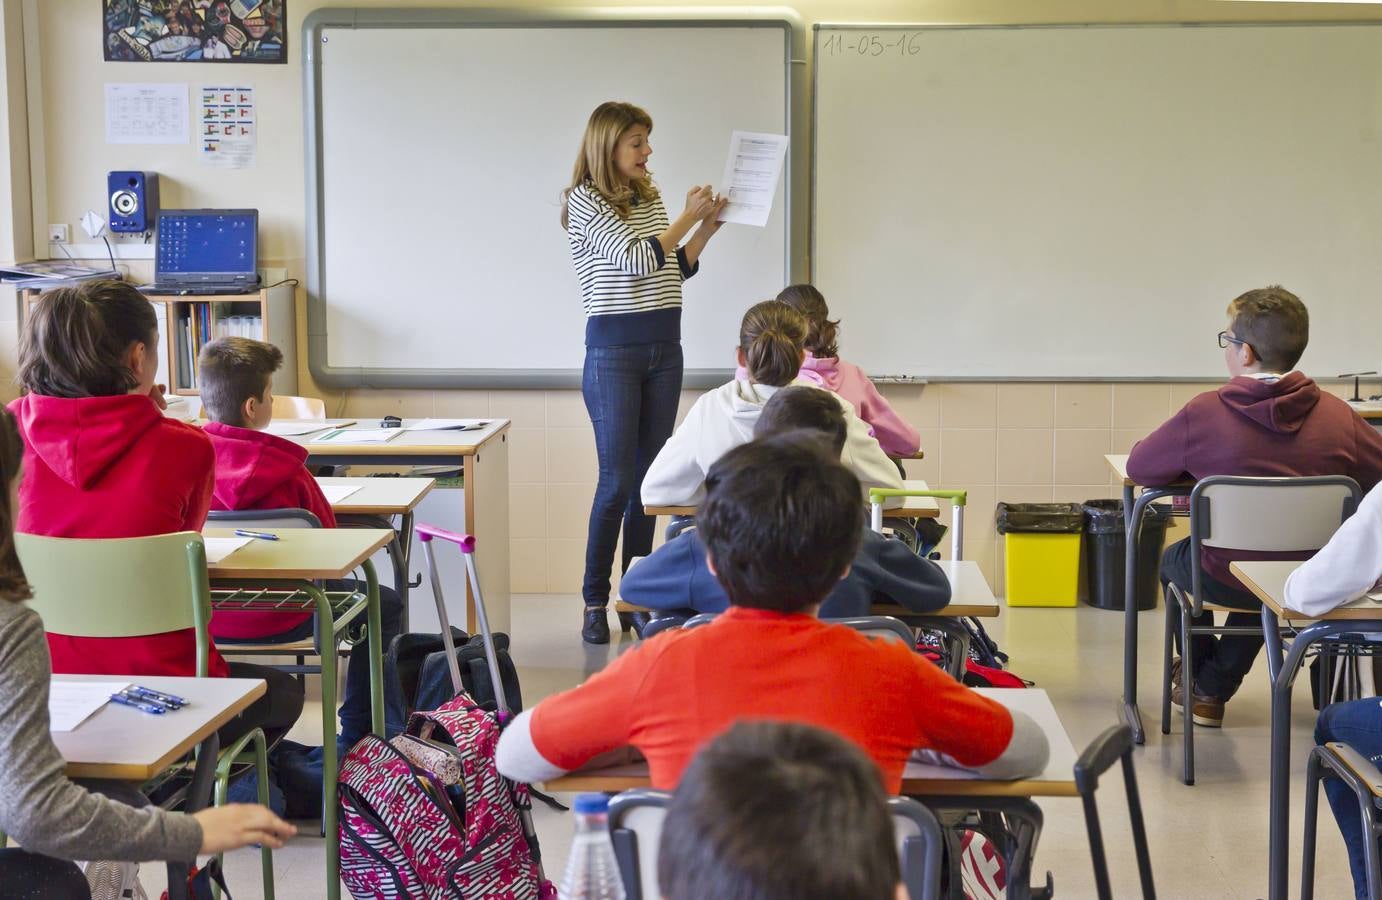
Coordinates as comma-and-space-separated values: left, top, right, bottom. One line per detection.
48, 224, 69, 243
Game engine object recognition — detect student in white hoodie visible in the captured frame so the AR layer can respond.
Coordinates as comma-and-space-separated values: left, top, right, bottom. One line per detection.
640, 299, 902, 508
1291, 482, 1382, 900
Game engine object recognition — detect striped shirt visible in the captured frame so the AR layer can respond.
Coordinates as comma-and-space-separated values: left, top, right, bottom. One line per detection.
566, 181, 698, 347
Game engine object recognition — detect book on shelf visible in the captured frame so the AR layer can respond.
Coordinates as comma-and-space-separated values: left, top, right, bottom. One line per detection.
174, 302, 263, 390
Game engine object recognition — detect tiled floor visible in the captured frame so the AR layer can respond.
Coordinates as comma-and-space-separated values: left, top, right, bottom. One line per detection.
145, 594, 1358, 899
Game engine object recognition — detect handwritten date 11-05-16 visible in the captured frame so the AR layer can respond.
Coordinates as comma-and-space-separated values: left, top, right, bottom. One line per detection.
821, 32, 922, 58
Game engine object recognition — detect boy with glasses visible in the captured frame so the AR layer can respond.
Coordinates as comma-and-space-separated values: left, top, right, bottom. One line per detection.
1128, 286, 1382, 726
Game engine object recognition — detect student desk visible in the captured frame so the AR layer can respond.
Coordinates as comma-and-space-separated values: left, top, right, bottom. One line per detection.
1231, 560, 1382, 900
545, 688, 1077, 900
1107, 454, 1191, 745
874, 560, 1000, 680
643, 479, 942, 519
316, 476, 436, 631
206, 526, 393, 900
53, 674, 265, 900
280, 419, 511, 634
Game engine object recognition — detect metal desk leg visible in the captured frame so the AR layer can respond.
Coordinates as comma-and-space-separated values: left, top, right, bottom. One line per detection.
363, 559, 385, 738
1122, 484, 1145, 743
167, 732, 220, 900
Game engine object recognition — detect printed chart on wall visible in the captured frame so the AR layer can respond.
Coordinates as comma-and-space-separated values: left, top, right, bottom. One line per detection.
199, 86, 256, 168
103, 1, 287, 63
105, 83, 188, 144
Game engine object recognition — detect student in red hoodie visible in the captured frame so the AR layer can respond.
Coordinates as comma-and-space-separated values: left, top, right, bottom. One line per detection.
198, 337, 405, 747
1127, 285, 1382, 727
10, 281, 303, 747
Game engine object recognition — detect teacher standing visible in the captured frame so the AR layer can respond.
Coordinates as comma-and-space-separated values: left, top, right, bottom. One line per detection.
562, 101, 727, 644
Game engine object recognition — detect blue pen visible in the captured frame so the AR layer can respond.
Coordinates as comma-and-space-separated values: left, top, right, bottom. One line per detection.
234, 529, 280, 541
110, 692, 167, 715
130, 685, 187, 708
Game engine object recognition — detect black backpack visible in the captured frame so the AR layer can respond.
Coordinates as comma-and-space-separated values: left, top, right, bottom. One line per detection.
387, 627, 524, 716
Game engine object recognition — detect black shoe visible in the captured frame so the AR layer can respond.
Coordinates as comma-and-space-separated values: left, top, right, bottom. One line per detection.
582, 607, 610, 644
620, 611, 652, 638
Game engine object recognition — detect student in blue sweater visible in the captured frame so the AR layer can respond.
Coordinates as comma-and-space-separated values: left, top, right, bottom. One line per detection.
620, 385, 950, 618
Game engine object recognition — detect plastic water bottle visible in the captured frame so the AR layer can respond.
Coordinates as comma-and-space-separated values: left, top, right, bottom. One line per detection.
558, 793, 626, 900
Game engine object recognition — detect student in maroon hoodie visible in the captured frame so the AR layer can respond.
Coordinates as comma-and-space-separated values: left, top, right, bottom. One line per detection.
10, 281, 303, 747
1128, 285, 1382, 726
198, 337, 405, 747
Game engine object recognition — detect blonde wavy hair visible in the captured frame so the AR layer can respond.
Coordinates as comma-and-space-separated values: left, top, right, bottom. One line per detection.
561, 101, 660, 229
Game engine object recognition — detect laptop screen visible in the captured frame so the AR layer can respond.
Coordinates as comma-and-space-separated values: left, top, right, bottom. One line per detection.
156, 210, 257, 282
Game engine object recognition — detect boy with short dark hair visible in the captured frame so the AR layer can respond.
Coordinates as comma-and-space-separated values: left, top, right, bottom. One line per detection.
1128, 286, 1382, 726
198, 337, 405, 747
659, 721, 906, 900
496, 434, 1047, 791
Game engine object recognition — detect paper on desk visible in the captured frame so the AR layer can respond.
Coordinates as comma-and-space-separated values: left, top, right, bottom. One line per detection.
318, 483, 362, 504
203, 536, 254, 564
49, 681, 129, 732
404, 418, 491, 432
265, 420, 336, 437
717, 131, 789, 227
309, 428, 400, 444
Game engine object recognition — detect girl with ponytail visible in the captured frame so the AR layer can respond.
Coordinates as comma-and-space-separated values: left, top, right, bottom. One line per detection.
641, 300, 901, 507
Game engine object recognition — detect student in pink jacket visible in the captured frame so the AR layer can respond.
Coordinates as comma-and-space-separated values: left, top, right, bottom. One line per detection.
775, 284, 921, 457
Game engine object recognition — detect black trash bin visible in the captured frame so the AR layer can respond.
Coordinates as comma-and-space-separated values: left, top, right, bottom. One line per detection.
1082, 500, 1170, 611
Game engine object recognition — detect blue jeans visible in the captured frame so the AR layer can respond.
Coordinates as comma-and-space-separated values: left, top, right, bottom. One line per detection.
581, 342, 683, 607
1316, 699, 1382, 899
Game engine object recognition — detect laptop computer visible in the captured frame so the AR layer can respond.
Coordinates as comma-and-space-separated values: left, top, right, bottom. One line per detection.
141, 209, 261, 295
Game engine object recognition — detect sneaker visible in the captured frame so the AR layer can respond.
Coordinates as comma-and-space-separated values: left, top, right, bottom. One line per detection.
1170, 664, 1226, 727
84, 861, 146, 900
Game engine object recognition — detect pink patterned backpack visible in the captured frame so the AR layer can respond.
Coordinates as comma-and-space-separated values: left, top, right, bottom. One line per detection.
338, 525, 556, 899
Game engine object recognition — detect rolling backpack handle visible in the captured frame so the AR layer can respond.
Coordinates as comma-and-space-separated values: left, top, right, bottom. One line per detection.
869, 488, 968, 560
414, 525, 510, 717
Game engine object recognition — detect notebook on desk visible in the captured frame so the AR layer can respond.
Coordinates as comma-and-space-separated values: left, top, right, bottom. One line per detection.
140, 209, 261, 296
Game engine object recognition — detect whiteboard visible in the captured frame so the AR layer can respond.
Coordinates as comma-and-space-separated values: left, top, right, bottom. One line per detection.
813, 24, 1382, 379
304, 9, 803, 389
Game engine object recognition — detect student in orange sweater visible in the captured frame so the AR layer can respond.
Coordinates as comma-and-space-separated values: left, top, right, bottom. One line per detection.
198, 337, 405, 747
495, 433, 1047, 791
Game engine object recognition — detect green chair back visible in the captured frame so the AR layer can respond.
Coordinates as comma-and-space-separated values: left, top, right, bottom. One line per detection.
16, 532, 213, 676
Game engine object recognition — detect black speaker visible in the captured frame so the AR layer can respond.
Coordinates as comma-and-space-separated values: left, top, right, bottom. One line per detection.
108, 171, 159, 233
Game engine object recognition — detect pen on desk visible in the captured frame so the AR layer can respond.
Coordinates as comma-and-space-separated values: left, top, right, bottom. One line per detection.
315, 428, 342, 442
129, 685, 187, 708
234, 529, 280, 541
110, 692, 167, 715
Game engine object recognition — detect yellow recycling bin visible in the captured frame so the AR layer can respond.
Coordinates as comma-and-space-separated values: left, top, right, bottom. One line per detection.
997, 502, 1084, 607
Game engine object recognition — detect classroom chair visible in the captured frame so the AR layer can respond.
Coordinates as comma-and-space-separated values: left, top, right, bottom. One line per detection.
1302, 741, 1382, 900
681, 611, 917, 647
15, 532, 276, 900
272, 394, 326, 420
1159, 475, 1363, 785
607, 788, 944, 900
1074, 724, 1156, 900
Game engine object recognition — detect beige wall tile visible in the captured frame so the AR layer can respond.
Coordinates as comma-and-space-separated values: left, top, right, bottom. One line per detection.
1054, 383, 1112, 427
1112, 383, 1171, 429
996, 484, 1055, 504
939, 429, 997, 486
996, 428, 1053, 484
508, 428, 547, 484
545, 427, 598, 483
509, 484, 548, 539
1053, 429, 1112, 484
546, 483, 596, 540
489, 390, 547, 429
997, 383, 1055, 428
958, 485, 998, 543
939, 383, 997, 428
1170, 381, 1222, 408
1110, 428, 1147, 456
903, 427, 940, 483
509, 539, 549, 594
344, 389, 433, 418
432, 390, 491, 418
546, 538, 588, 596
546, 390, 590, 428
877, 383, 940, 428
1051, 483, 1118, 503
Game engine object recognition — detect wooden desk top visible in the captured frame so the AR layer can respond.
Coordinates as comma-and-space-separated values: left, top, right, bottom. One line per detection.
204, 528, 394, 580
281, 419, 509, 457
316, 477, 435, 515
54, 675, 264, 780
1232, 560, 1382, 622
644, 480, 941, 520
1106, 454, 1132, 486
875, 560, 1000, 619
544, 688, 1077, 797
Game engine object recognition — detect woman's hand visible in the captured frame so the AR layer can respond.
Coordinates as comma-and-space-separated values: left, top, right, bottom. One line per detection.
194, 804, 297, 854
682, 185, 717, 221
700, 194, 729, 232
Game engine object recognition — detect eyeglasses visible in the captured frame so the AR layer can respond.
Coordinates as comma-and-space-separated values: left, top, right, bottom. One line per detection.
1217, 331, 1252, 351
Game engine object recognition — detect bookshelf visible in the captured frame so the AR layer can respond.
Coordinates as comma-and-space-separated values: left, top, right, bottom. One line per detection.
20, 283, 297, 398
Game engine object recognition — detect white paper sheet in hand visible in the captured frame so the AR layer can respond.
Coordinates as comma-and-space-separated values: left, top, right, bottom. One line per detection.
49, 681, 129, 732
318, 483, 362, 504
717, 130, 789, 227
203, 536, 254, 564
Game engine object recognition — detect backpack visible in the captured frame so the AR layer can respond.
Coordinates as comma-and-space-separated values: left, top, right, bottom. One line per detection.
918, 618, 1032, 689
338, 697, 552, 898
389, 628, 524, 717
